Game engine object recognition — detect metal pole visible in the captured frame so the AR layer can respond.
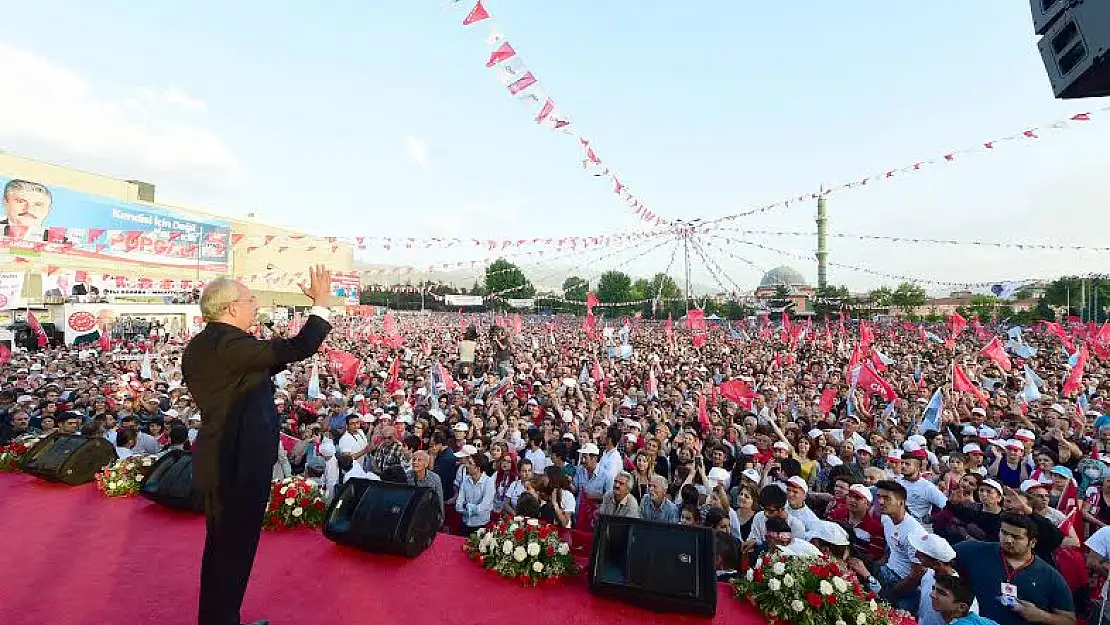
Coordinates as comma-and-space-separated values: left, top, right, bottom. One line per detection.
682, 225, 692, 312
816, 188, 828, 290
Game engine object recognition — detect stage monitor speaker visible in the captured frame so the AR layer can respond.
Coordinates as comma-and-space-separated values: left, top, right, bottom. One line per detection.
588, 515, 717, 616
1031, 0, 1073, 36
1033, 0, 1110, 99
138, 449, 205, 513
22, 433, 117, 485
322, 478, 442, 558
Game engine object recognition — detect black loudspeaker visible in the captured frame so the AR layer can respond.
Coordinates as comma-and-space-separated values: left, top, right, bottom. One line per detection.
322, 478, 443, 558
1033, 0, 1110, 98
588, 515, 717, 616
22, 433, 117, 485
138, 449, 205, 513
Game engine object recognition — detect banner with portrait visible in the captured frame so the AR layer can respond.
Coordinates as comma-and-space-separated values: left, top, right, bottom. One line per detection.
330, 271, 361, 304
0, 176, 232, 271
0, 271, 25, 309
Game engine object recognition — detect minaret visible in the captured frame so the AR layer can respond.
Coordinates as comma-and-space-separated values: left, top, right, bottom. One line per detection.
815, 188, 828, 290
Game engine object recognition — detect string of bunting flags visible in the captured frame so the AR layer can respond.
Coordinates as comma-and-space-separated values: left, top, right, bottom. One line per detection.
702, 226, 1110, 253
484, 235, 676, 300
703, 105, 1110, 226
452, 0, 668, 228
705, 234, 1041, 289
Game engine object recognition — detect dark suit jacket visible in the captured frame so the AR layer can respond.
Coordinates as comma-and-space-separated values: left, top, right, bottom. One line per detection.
182, 316, 331, 497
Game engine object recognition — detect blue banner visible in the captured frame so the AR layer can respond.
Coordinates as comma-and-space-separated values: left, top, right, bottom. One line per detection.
1, 175, 231, 270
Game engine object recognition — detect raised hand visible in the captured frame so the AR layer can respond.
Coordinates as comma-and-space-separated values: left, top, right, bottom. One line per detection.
299, 264, 335, 308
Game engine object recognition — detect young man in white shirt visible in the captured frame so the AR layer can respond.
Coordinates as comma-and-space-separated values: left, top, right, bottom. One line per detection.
876, 479, 925, 613
898, 447, 948, 526
785, 476, 822, 534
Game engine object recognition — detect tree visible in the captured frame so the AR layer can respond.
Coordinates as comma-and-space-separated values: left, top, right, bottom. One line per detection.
890, 282, 927, 313
484, 259, 534, 298
647, 273, 682, 300
868, 286, 893, 307
768, 284, 793, 310
596, 270, 632, 303
562, 276, 589, 301
630, 278, 651, 302
967, 294, 1000, 320
1043, 276, 1110, 321
812, 284, 850, 317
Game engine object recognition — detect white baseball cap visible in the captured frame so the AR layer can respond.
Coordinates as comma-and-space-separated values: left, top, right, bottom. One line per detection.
909, 532, 956, 563
786, 476, 809, 493
454, 444, 479, 458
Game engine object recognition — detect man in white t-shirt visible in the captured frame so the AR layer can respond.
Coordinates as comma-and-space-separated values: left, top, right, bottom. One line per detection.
898, 447, 947, 525
876, 479, 924, 613
785, 476, 822, 534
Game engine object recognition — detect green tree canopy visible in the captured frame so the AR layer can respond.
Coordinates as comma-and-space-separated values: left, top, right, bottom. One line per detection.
561, 276, 589, 301
484, 259, 534, 298
648, 273, 682, 300
869, 286, 893, 307
630, 278, 651, 302
596, 270, 633, 303
890, 282, 927, 312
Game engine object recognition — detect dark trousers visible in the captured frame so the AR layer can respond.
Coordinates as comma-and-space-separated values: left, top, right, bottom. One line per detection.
198, 478, 270, 625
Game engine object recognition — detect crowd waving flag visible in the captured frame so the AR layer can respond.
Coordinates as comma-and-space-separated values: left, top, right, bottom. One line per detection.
453, 0, 667, 227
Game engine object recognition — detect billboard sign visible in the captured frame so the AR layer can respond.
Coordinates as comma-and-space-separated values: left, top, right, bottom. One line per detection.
331, 271, 360, 304
0, 176, 231, 271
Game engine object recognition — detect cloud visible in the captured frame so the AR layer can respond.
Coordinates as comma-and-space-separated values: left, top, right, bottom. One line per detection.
404, 134, 428, 166
0, 42, 239, 192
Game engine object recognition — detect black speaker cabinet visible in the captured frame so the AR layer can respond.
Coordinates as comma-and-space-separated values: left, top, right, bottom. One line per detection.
138, 449, 205, 513
588, 515, 717, 616
323, 478, 443, 558
21, 433, 117, 485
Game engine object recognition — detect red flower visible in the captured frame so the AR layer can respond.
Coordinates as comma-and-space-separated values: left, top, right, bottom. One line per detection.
806, 593, 823, 609
299, 497, 311, 507
477, 555, 485, 566
546, 544, 555, 557
753, 569, 764, 583
538, 527, 550, 539
826, 594, 837, 605
313, 500, 325, 510
513, 529, 525, 541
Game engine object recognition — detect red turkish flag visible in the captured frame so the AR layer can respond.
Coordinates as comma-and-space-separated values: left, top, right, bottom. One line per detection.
952, 363, 988, 407
979, 337, 1012, 372
462, 0, 489, 25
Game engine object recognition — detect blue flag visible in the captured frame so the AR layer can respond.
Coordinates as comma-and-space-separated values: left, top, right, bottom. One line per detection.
1021, 367, 1042, 403
307, 362, 322, 399
918, 388, 943, 433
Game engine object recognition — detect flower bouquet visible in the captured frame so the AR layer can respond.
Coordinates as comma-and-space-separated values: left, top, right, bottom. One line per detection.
731, 552, 916, 625
264, 476, 327, 530
0, 434, 45, 472
463, 516, 578, 586
95, 454, 156, 496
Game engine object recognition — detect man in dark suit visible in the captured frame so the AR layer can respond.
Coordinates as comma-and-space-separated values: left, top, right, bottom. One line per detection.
184, 265, 334, 625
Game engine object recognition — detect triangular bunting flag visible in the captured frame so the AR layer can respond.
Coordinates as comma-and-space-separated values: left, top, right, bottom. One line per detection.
462, 1, 489, 26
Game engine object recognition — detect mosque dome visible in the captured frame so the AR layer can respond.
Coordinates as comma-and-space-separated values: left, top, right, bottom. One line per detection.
759, 265, 809, 288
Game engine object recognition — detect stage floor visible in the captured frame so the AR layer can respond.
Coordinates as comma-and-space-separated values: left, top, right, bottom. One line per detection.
0, 473, 763, 625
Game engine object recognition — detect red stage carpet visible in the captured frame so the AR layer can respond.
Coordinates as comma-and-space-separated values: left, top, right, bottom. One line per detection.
0, 474, 766, 625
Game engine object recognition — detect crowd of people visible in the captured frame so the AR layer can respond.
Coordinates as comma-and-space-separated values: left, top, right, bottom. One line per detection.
4, 304, 1110, 625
